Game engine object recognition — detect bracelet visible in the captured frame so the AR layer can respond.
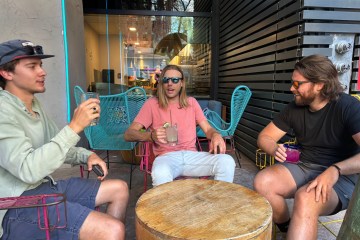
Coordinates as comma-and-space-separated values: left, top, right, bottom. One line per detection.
150, 131, 155, 142
331, 164, 341, 176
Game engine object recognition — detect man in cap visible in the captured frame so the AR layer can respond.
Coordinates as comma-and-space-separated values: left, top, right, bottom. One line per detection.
0, 39, 128, 239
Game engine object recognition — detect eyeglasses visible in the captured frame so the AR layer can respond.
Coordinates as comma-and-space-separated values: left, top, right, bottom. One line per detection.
0, 45, 44, 63
162, 77, 182, 84
291, 80, 311, 89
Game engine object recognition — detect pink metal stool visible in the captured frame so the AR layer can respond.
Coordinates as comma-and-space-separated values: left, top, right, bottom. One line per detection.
0, 193, 67, 240
136, 141, 153, 192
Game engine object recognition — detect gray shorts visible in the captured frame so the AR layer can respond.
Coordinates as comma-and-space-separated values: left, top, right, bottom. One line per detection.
280, 161, 358, 211
1, 177, 100, 240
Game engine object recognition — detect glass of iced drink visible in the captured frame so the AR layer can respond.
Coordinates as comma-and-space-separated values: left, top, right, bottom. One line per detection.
166, 124, 178, 146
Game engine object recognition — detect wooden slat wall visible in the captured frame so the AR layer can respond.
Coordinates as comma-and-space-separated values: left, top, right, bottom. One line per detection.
217, 0, 360, 163
194, 0, 211, 12
352, 36, 360, 93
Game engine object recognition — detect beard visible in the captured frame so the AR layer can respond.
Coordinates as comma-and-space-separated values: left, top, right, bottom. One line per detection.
294, 93, 316, 106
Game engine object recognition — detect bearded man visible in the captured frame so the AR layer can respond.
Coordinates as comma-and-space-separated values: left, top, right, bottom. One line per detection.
254, 54, 360, 240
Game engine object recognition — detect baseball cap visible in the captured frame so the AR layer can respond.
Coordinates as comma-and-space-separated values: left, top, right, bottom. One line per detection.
0, 39, 54, 66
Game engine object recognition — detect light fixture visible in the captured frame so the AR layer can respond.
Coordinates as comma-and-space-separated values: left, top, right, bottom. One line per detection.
135, 42, 140, 45
129, 27, 136, 31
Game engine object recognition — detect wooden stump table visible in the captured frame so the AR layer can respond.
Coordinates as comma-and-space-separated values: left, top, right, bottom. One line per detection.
135, 179, 272, 239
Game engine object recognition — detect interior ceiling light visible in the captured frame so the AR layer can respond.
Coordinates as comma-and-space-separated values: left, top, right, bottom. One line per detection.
135, 42, 140, 45
129, 27, 137, 31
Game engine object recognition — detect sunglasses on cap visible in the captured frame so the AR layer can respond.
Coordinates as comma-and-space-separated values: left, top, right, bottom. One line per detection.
291, 80, 311, 89
162, 77, 182, 84
0, 45, 44, 63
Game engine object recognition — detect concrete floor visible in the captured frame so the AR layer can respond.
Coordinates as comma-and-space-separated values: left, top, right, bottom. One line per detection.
52, 150, 345, 239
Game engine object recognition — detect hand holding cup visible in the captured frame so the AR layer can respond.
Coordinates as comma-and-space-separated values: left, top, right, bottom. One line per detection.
165, 123, 178, 146
284, 144, 301, 164
81, 92, 100, 126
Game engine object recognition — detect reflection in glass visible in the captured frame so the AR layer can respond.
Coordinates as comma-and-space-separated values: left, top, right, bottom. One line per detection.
84, 14, 211, 97
82, 0, 204, 12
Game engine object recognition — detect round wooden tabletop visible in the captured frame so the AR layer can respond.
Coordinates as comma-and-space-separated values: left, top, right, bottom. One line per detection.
136, 179, 273, 240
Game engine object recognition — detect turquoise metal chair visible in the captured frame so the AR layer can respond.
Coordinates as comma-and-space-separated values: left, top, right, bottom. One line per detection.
196, 100, 223, 141
74, 86, 147, 186
197, 85, 252, 167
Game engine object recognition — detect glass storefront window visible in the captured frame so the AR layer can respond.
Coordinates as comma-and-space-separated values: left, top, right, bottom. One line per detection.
84, 13, 211, 97
83, 0, 200, 12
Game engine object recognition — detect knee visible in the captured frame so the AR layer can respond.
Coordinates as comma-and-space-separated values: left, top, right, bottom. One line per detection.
216, 154, 236, 172
107, 220, 125, 239
294, 188, 313, 210
112, 180, 129, 199
80, 215, 125, 240
253, 171, 273, 195
292, 187, 325, 218
151, 164, 173, 186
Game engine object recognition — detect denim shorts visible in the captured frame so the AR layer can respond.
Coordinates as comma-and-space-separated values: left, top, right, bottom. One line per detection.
1, 177, 100, 240
280, 161, 358, 212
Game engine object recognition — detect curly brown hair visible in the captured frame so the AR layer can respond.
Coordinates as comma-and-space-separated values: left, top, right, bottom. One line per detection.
294, 55, 343, 101
0, 59, 19, 89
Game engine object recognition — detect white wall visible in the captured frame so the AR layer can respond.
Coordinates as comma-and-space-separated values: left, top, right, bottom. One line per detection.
0, 0, 86, 130
84, 22, 100, 84
0, 0, 66, 127
65, 0, 87, 120
99, 35, 122, 84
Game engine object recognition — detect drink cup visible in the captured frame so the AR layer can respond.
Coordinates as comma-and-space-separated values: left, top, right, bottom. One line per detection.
284, 144, 301, 164
81, 92, 100, 126
166, 124, 178, 146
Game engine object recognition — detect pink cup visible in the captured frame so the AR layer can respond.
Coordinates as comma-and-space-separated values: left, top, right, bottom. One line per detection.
284, 144, 301, 164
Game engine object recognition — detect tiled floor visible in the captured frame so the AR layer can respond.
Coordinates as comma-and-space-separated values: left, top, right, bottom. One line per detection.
52, 150, 345, 239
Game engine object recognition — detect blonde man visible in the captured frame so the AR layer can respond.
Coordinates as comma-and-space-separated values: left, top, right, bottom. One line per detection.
125, 65, 235, 186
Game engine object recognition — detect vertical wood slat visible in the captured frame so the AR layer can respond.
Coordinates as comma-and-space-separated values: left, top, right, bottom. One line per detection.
217, 0, 360, 163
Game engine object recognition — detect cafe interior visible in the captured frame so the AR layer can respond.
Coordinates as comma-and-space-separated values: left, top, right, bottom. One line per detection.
83, 4, 211, 98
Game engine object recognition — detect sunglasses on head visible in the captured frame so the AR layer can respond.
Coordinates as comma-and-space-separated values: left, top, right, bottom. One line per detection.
0, 45, 44, 62
162, 77, 182, 84
24, 45, 44, 55
291, 80, 311, 89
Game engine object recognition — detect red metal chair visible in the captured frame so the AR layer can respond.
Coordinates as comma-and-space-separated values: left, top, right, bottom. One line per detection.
0, 193, 67, 240
136, 141, 154, 192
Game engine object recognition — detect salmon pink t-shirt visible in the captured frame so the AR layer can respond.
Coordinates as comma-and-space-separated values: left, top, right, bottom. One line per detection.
134, 97, 207, 156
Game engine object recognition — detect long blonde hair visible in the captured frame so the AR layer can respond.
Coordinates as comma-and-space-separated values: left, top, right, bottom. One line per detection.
157, 65, 189, 109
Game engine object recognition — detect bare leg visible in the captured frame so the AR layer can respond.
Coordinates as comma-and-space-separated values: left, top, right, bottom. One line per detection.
287, 185, 339, 240
79, 211, 125, 240
78, 179, 129, 240
95, 179, 129, 222
253, 165, 297, 223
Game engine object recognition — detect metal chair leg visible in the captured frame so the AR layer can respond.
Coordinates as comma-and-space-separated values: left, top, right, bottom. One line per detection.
106, 150, 110, 169
230, 136, 241, 168
0, 194, 67, 240
128, 149, 135, 189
